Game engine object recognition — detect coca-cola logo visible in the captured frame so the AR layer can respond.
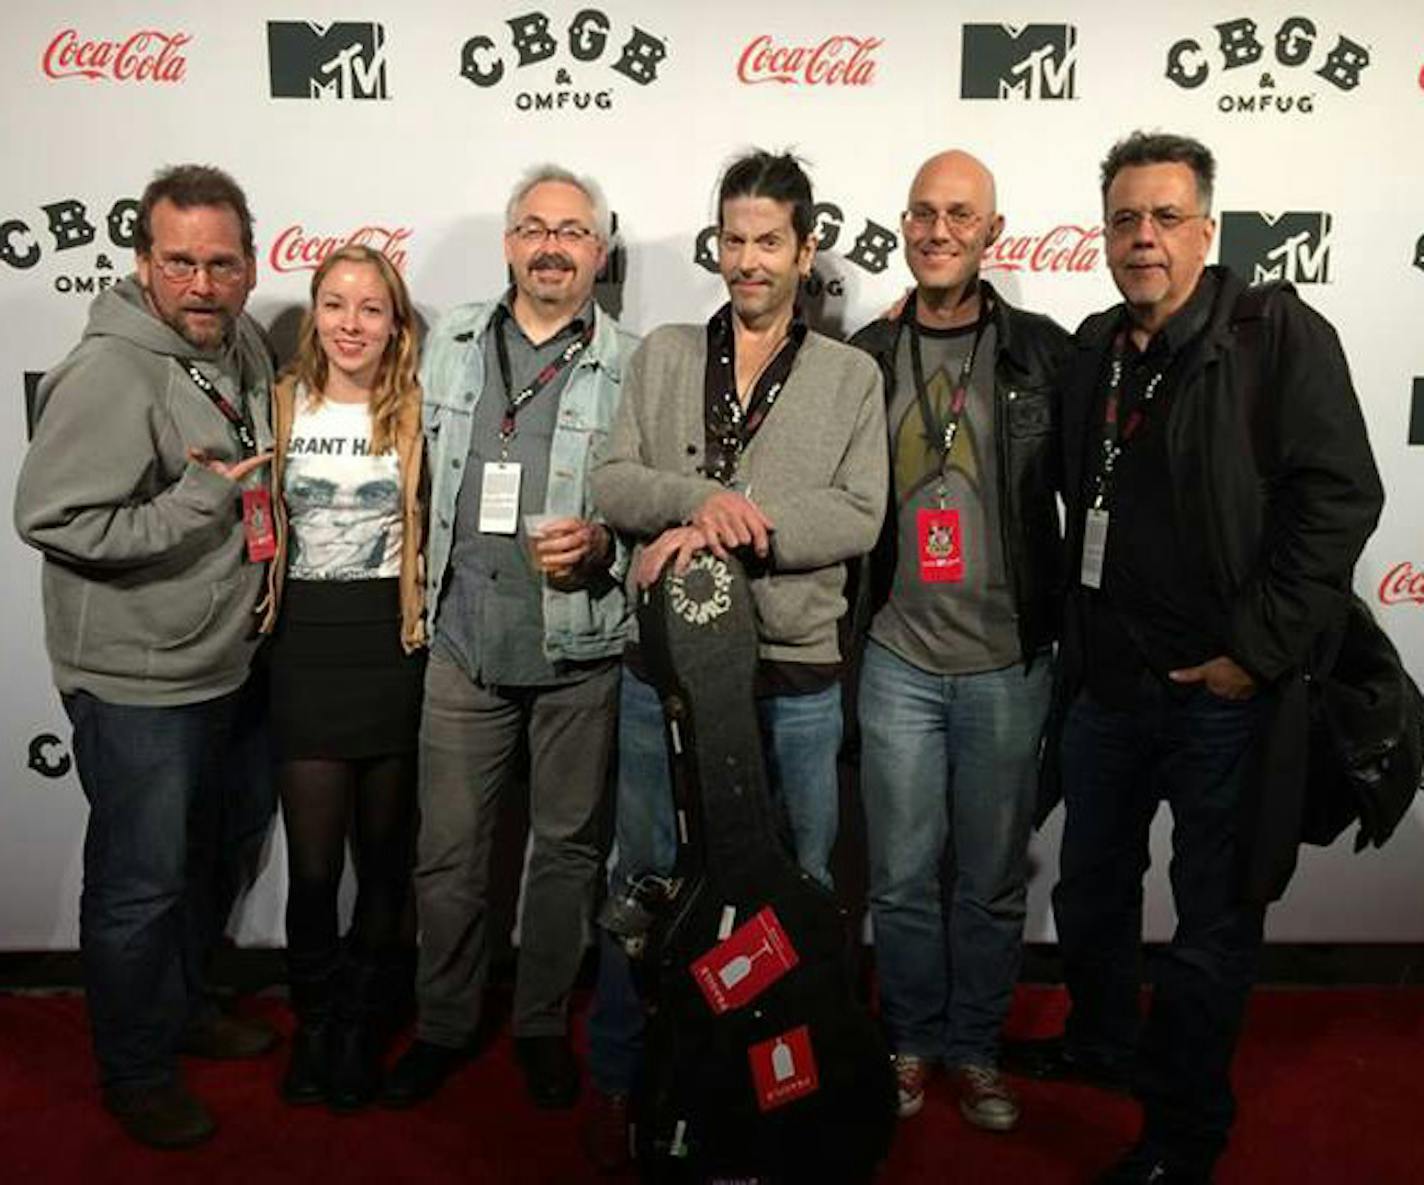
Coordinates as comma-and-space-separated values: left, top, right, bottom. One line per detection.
269, 225, 412, 275
1379, 562, 1424, 607
42, 28, 189, 83
983, 224, 1102, 274
737, 35, 882, 86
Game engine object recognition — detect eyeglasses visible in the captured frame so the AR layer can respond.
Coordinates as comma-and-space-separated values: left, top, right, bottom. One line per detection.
902, 205, 982, 234
152, 256, 248, 284
507, 220, 597, 246
1106, 208, 1209, 237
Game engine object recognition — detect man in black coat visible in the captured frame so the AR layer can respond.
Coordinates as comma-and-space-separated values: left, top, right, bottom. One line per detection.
1013, 131, 1383, 1184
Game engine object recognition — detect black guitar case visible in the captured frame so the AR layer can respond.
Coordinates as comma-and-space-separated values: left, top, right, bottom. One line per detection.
629, 553, 896, 1184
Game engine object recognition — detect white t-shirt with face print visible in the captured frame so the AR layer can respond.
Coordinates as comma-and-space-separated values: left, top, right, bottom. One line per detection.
283, 394, 402, 581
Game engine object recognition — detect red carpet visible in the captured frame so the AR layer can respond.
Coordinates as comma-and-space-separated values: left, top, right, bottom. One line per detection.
1, 986, 1420, 1184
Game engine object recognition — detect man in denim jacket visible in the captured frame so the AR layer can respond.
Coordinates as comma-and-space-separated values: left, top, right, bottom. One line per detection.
382, 165, 636, 1111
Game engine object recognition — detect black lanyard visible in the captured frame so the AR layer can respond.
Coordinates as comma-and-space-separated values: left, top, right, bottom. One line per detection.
180, 361, 258, 457
901, 297, 989, 478
1089, 331, 1167, 511
703, 303, 807, 486
493, 305, 595, 447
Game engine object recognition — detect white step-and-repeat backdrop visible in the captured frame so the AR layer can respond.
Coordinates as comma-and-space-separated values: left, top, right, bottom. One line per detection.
3, 2, 1422, 948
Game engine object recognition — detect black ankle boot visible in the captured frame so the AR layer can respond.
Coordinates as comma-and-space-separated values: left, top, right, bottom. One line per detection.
326, 1017, 381, 1111
326, 954, 385, 1112
281, 1020, 331, 1104
283, 949, 338, 1105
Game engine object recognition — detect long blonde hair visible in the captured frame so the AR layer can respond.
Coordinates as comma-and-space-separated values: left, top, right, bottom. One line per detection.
287, 244, 418, 454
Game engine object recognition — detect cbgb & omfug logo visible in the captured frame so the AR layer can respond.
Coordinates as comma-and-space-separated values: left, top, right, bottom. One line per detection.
692, 202, 899, 299
1164, 15, 1369, 114
1218, 211, 1332, 285
0, 194, 137, 297
459, 8, 668, 114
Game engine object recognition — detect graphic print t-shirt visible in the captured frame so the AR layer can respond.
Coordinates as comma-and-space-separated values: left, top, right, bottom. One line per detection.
868, 321, 1021, 674
284, 395, 402, 581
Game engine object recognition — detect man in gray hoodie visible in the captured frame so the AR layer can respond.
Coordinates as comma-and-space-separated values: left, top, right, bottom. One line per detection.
14, 164, 278, 1149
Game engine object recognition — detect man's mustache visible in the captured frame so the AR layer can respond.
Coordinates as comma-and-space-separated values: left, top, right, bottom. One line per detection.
530, 251, 575, 271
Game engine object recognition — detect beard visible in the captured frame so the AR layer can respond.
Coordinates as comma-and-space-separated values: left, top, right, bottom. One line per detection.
142, 282, 236, 350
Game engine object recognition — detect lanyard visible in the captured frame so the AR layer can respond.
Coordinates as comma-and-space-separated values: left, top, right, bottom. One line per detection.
703, 303, 807, 486
1089, 332, 1167, 511
901, 297, 989, 486
493, 306, 595, 454
180, 361, 258, 457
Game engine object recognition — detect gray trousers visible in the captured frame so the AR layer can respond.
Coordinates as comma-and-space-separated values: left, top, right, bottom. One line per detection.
413, 651, 618, 1045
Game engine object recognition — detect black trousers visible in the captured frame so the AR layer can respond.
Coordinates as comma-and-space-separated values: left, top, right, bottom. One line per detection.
1053, 679, 1266, 1170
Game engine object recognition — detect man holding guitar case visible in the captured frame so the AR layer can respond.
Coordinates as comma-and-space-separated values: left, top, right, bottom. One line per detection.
586, 150, 890, 1175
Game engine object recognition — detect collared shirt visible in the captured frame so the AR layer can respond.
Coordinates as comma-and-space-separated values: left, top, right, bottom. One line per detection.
1083, 270, 1228, 706
434, 292, 603, 687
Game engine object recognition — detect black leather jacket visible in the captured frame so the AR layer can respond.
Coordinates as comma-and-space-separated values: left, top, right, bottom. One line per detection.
848, 281, 1071, 667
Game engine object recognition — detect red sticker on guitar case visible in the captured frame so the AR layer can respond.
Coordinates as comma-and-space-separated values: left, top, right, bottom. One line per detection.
689, 906, 799, 1015
748, 1025, 819, 1112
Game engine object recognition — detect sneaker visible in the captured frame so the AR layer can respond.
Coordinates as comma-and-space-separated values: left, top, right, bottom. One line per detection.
893, 1053, 931, 1118
581, 1088, 632, 1173
180, 1013, 279, 1060
102, 1082, 215, 1149
952, 1063, 1020, 1132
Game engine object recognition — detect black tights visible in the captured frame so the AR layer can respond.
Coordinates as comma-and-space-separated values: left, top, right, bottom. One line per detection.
280, 755, 416, 984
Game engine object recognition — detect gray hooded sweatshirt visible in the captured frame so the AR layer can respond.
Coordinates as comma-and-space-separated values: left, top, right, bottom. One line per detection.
14, 276, 275, 706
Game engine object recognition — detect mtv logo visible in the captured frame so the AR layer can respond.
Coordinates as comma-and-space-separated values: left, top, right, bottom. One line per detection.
961, 24, 1077, 100
267, 21, 388, 100
1219, 211, 1333, 285
1411, 378, 1424, 446
24, 371, 44, 440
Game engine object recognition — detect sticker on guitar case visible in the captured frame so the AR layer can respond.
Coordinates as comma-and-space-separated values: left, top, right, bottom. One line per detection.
748, 1025, 819, 1112
689, 905, 799, 1015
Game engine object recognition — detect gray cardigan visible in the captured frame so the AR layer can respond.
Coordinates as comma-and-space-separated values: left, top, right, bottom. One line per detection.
590, 323, 887, 665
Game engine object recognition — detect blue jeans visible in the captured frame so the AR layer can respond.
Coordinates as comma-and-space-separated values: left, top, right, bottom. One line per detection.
63, 676, 274, 1090
1054, 681, 1266, 1171
588, 667, 842, 1093
858, 638, 1050, 1066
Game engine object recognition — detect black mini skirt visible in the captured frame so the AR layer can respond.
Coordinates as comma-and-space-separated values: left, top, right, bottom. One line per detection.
268, 578, 425, 760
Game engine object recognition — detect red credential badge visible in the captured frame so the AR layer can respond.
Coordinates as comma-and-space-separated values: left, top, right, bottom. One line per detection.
917, 506, 963, 583
242, 487, 277, 563
689, 906, 800, 1015
748, 1025, 820, 1112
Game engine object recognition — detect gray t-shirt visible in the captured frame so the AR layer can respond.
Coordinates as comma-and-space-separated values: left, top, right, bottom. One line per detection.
868, 320, 1021, 675
434, 299, 591, 686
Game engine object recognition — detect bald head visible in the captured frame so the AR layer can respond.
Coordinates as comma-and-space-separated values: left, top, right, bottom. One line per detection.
901, 150, 1004, 308
908, 150, 998, 216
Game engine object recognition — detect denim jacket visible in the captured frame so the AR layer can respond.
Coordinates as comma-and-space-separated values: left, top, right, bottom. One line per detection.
421, 299, 636, 663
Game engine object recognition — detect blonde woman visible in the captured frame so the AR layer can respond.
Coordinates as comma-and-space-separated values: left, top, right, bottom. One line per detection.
261, 245, 425, 1110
